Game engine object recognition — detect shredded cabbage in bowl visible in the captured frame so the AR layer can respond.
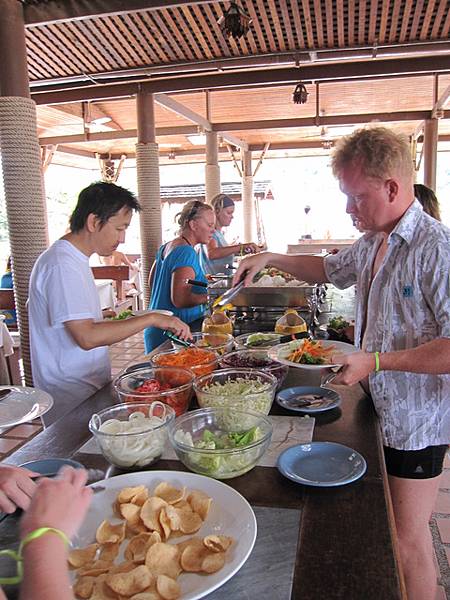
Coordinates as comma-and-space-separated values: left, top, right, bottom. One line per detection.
196, 377, 274, 416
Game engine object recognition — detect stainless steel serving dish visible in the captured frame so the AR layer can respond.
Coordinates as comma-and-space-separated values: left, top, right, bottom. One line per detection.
208, 279, 317, 308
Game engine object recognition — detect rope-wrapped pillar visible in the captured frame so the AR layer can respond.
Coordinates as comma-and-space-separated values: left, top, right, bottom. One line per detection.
0, 0, 48, 386
0, 97, 49, 386
242, 150, 254, 241
205, 131, 220, 203
136, 89, 161, 307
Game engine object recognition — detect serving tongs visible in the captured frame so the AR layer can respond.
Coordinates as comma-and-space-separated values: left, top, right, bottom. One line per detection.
212, 280, 245, 310
163, 330, 195, 348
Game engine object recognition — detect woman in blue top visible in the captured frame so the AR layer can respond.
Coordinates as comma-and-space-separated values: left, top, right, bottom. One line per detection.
144, 200, 215, 352
199, 194, 260, 275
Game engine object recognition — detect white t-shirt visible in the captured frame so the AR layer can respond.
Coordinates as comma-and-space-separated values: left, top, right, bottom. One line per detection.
29, 240, 111, 424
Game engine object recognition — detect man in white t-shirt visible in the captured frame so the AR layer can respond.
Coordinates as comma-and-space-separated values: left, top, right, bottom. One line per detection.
29, 182, 191, 425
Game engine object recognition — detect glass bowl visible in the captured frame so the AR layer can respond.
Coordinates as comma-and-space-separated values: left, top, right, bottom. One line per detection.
168, 407, 272, 479
171, 332, 234, 356
194, 368, 277, 416
219, 349, 289, 390
114, 366, 194, 416
89, 402, 175, 470
151, 347, 218, 378
234, 332, 282, 349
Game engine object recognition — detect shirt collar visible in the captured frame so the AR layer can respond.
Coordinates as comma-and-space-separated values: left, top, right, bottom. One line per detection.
388, 200, 423, 245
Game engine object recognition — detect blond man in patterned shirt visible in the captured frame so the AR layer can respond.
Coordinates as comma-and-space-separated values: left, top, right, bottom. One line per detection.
234, 127, 450, 600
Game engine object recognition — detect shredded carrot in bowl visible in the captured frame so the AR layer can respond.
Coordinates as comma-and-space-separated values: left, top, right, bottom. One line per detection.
152, 347, 218, 376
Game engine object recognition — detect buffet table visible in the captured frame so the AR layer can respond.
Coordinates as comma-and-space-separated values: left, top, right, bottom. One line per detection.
0, 363, 405, 599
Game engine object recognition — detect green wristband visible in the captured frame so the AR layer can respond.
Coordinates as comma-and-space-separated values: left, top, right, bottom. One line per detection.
374, 351, 380, 372
0, 527, 70, 585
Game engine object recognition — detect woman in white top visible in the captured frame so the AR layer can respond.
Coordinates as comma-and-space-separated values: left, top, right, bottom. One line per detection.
199, 194, 261, 275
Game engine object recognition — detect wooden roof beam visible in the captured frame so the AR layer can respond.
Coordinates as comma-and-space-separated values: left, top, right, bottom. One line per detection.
23, 0, 218, 26
432, 84, 450, 119
39, 125, 198, 145
31, 56, 450, 106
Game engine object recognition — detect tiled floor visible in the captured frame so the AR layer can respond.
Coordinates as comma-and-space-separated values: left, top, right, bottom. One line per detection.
0, 333, 449, 597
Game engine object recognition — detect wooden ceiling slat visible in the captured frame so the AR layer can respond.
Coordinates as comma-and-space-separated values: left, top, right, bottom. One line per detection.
122, 13, 164, 63
105, 16, 148, 66
358, 0, 367, 45
201, 4, 232, 57
388, 0, 402, 42
26, 38, 60, 79
180, 6, 214, 60
409, 0, 425, 40
378, 0, 391, 42
159, 8, 197, 61
431, 0, 448, 38
74, 20, 117, 71
347, 0, 355, 45
245, 1, 269, 54
189, 5, 222, 57
325, 0, 335, 47
301, 0, 315, 48
368, 0, 379, 43
290, 0, 306, 49
278, 0, 295, 50
93, 18, 133, 68
31, 27, 80, 76
336, 0, 345, 47
312, 0, 324, 47
442, 6, 450, 37
51, 22, 105, 74
170, 7, 206, 61
267, 0, 287, 51
139, 12, 181, 62
255, 0, 278, 53
26, 32, 70, 78
419, 0, 436, 41
399, 1, 413, 43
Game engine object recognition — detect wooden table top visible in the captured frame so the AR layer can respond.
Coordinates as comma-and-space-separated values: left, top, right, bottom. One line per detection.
0, 368, 405, 599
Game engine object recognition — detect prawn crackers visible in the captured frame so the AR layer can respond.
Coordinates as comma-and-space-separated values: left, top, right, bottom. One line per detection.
70, 482, 234, 599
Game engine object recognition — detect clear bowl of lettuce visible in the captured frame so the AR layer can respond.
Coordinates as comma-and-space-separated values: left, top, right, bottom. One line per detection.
194, 368, 277, 416
169, 407, 272, 479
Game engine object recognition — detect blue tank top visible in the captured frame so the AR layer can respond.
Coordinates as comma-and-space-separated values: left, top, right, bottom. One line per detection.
144, 244, 207, 352
199, 230, 234, 275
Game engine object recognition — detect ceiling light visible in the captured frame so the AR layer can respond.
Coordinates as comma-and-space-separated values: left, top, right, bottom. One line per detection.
220, 1, 251, 39
159, 143, 182, 148
186, 134, 207, 146
168, 150, 176, 160
326, 126, 356, 137
293, 83, 308, 104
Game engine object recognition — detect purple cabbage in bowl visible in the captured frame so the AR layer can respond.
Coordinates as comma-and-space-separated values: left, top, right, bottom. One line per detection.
219, 349, 289, 390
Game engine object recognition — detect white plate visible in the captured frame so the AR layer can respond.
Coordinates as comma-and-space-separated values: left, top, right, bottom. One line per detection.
268, 339, 358, 370
133, 309, 174, 317
75, 470, 257, 600
0, 386, 53, 428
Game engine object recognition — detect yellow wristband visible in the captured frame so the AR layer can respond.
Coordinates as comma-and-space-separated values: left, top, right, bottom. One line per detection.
374, 351, 380, 372
0, 527, 69, 586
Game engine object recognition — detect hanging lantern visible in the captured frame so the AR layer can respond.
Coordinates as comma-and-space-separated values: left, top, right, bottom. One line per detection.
221, 2, 252, 39
292, 83, 308, 104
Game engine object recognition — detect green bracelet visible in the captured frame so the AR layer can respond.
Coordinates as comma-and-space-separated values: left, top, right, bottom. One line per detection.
374, 351, 380, 372
0, 527, 70, 585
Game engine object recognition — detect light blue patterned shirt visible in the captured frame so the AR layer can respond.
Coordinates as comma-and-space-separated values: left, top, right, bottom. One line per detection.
324, 200, 450, 450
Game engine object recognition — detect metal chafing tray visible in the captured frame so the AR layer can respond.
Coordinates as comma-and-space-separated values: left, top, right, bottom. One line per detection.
208, 279, 317, 308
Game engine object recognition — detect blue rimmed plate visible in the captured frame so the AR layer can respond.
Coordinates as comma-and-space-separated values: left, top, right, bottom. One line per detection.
276, 386, 341, 414
277, 442, 367, 487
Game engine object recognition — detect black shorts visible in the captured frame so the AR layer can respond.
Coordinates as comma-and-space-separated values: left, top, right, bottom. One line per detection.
383, 444, 448, 479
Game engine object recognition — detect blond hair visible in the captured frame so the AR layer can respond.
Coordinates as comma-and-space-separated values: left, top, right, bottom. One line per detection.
210, 193, 234, 213
331, 127, 414, 182
176, 200, 213, 229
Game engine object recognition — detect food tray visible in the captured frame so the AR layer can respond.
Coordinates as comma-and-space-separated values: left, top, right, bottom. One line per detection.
208, 281, 316, 308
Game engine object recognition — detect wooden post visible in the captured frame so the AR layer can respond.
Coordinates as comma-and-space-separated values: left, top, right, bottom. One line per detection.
423, 119, 438, 191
